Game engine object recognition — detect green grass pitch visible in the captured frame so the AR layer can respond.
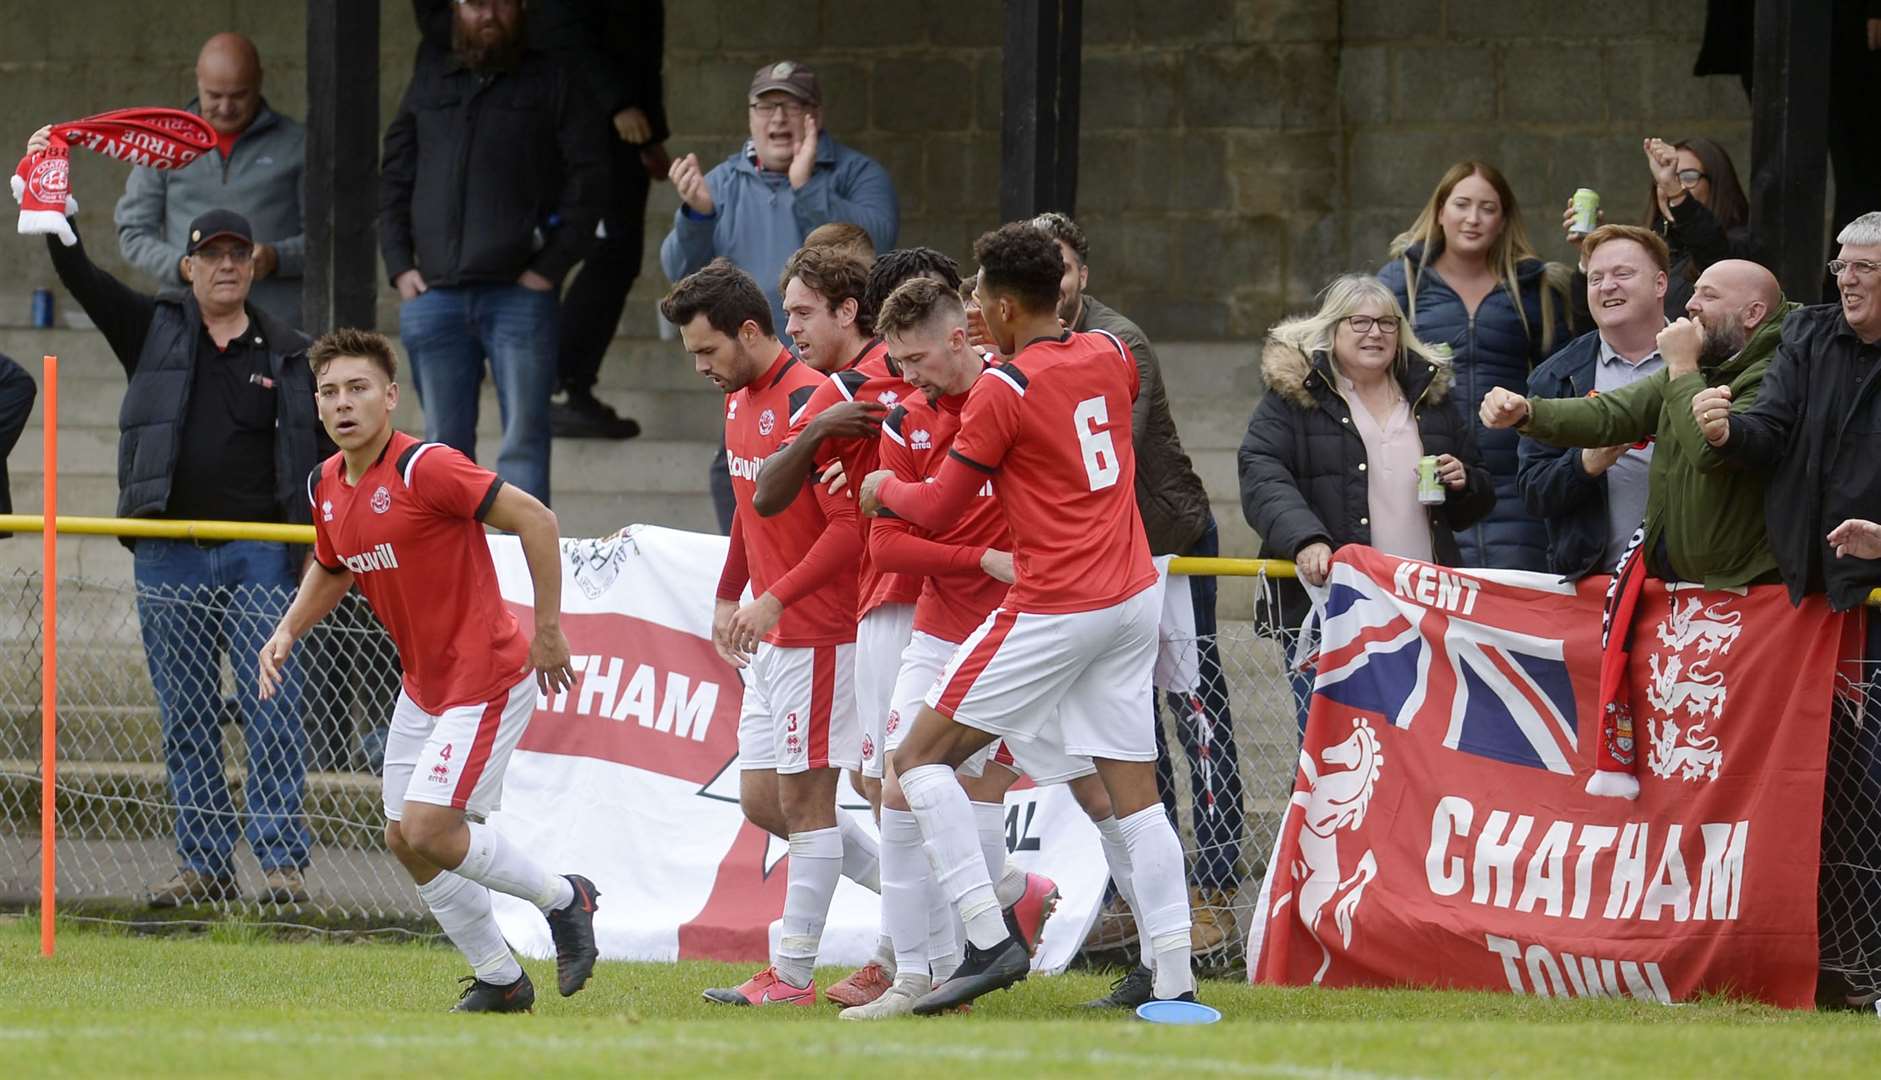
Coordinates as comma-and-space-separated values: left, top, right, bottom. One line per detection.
0, 917, 1876, 1077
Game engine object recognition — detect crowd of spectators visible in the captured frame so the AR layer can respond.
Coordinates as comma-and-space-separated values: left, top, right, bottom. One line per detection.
11, 4, 1879, 995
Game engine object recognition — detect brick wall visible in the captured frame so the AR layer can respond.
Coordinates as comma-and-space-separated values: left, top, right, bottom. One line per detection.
0, 0, 1747, 342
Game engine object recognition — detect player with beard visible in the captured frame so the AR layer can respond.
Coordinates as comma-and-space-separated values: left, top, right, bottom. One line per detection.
842, 277, 1160, 1018
663, 260, 872, 1007
1481, 258, 1791, 586
258, 329, 598, 1013
858, 224, 1198, 1014
754, 247, 1058, 1007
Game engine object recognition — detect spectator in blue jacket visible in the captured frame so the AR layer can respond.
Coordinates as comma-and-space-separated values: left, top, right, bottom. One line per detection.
1379, 161, 1573, 572
660, 60, 899, 531
660, 61, 899, 340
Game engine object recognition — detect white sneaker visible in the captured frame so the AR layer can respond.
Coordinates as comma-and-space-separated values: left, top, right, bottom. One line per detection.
839, 974, 931, 1020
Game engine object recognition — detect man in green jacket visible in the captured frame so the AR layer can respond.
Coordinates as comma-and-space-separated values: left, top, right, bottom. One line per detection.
1480, 259, 1790, 587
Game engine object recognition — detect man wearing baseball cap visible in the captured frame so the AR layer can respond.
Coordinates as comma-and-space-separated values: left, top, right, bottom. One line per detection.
660, 59, 900, 532
31, 119, 326, 910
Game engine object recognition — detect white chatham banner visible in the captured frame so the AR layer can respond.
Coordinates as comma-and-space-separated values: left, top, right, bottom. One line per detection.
479, 525, 1108, 973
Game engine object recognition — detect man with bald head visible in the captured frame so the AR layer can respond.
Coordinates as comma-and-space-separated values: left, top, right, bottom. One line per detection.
1481, 257, 1794, 588
116, 31, 306, 327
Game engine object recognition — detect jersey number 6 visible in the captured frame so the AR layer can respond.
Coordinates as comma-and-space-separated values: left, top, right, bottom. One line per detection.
1074, 396, 1120, 491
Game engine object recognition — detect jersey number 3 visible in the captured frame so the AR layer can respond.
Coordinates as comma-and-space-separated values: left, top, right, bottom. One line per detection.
1074, 396, 1120, 491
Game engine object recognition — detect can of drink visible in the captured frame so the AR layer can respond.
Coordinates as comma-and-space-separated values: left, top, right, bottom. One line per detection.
31, 288, 54, 329
1569, 188, 1600, 238
1417, 455, 1445, 505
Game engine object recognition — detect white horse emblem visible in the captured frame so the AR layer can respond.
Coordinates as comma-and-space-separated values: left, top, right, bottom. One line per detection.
1287, 717, 1384, 984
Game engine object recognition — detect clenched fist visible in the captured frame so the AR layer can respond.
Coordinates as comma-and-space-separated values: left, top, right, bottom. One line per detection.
1691, 385, 1733, 447
1657, 317, 1704, 378
1480, 387, 1531, 429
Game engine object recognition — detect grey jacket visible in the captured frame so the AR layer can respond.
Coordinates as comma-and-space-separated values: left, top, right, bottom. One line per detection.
1075, 296, 1212, 555
114, 102, 306, 329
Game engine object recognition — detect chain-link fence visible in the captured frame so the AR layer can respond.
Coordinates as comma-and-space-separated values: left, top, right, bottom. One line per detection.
2, 567, 1876, 998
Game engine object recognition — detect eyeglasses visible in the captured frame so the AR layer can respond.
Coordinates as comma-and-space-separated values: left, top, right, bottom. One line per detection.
1829, 259, 1881, 279
192, 246, 253, 266
750, 99, 808, 120
1345, 315, 1400, 334
1676, 168, 1707, 189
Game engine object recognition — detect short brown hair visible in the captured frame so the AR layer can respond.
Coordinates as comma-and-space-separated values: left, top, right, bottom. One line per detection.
309, 327, 398, 381
803, 221, 876, 263
661, 258, 774, 338
1582, 224, 1671, 275
779, 244, 873, 332
875, 277, 966, 340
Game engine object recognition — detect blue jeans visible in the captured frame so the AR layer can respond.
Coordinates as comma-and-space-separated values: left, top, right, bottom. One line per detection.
399, 283, 557, 503
133, 540, 311, 876
1152, 517, 1246, 889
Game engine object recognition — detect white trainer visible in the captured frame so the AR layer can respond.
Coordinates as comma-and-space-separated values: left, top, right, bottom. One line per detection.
839, 974, 931, 1020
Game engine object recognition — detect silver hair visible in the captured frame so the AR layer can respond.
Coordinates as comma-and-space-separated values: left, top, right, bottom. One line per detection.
1267, 274, 1450, 375
1836, 211, 1881, 247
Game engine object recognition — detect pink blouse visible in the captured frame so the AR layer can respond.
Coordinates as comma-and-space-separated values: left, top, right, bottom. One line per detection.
1338, 374, 1433, 564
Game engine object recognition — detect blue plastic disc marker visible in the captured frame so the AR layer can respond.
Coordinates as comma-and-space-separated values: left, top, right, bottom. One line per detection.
1135, 999, 1222, 1025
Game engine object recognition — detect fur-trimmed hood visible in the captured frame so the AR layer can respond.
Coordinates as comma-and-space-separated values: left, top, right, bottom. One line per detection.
1258, 338, 1455, 410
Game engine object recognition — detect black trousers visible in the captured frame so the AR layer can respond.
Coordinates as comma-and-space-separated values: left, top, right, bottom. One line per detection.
557, 138, 652, 396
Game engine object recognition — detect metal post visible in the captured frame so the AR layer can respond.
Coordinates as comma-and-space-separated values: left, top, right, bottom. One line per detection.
304, 0, 382, 331
999, 0, 1083, 222
1749, 0, 1832, 304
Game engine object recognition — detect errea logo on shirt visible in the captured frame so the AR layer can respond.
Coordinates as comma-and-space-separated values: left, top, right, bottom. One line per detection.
910, 428, 931, 450
340, 542, 400, 574
879, 390, 900, 408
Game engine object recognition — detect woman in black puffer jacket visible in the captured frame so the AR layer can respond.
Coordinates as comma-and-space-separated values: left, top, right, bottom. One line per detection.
1379, 161, 1573, 573
1239, 274, 1496, 729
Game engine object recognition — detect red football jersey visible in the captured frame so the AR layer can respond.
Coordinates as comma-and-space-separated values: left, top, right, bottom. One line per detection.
948, 329, 1157, 614
725, 347, 859, 646
784, 338, 922, 618
875, 389, 1012, 641
310, 431, 529, 714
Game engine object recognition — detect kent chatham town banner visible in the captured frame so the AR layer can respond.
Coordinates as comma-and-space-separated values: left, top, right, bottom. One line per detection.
1250, 546, 1852, 1007
477, 526, 1110, 974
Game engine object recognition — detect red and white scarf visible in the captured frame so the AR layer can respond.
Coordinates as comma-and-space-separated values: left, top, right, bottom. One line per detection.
12, 107, 216, 246
1587, 524, 1649, 799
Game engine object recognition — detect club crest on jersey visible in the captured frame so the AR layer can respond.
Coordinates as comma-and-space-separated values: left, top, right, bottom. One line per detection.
567, 533, 630, 601
321, 499, 333, 522
370, 485, 391, 514
758, 407, 776, 436
878, 389, 900, 408
910, 429, 931, 451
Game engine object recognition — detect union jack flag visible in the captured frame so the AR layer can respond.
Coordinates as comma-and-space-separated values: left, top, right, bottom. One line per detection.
1309, 557, 1580, 774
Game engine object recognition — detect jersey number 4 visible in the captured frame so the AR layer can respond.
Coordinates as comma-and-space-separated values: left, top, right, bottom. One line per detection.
1074, 396, 1120, 491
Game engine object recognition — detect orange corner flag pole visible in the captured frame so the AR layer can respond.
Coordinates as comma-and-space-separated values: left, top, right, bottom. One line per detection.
40, 355, 57, 957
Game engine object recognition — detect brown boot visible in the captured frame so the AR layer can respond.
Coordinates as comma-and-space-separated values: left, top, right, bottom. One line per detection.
260, 867, 308, 904
1190, 885, 1237, 956
146, 868, 238, 909
1081, 891, 1139, 951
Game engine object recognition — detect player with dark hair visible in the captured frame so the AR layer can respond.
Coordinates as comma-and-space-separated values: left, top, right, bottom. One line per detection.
663, 261, 873, 1007
258, 326, 599, 1014
859, 223, 1198, 1014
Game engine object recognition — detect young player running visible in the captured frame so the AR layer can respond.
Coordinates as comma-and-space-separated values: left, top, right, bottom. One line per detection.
663, 260, 867, 1007
257, 329, 598, 1013
859, 225, 1198, 1014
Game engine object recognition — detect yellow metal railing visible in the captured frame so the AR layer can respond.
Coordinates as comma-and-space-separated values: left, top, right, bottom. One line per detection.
0, 515, 314, 544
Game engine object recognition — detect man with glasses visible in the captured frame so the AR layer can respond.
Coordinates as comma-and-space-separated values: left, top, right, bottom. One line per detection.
660, 60, 899, 533
24, 134, 327, 907
1693, 211, 1881, 1007
1516, 225, 1672, 580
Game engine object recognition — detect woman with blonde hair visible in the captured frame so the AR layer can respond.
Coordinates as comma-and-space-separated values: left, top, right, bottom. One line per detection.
1238, 274, 1494, 729
1379, 161, 1572, 572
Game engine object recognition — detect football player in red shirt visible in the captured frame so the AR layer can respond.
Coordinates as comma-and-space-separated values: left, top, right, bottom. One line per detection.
662, 260, 868, 1007
257, 329, 597, 1014
860, 225, 1198, 1013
